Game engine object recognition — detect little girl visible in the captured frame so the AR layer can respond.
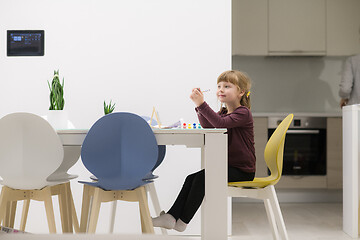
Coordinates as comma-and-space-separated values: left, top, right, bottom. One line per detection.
152, 70, 256, 232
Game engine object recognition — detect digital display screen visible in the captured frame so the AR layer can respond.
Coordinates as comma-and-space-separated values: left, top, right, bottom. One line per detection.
294, 119, 301, 126
7, 30, 44, 56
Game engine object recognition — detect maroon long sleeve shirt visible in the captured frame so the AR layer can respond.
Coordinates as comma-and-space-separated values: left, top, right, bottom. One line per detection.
195, 102, 256, 173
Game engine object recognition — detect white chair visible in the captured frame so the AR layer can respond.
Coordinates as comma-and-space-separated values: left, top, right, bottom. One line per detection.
0, 112, 73, 233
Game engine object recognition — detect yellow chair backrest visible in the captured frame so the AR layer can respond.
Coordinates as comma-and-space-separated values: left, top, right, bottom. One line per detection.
228, 113, 293, 188
265, 114, 294, 185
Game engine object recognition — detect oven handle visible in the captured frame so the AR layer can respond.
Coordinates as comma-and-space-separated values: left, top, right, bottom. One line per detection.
286, 130, 320, 134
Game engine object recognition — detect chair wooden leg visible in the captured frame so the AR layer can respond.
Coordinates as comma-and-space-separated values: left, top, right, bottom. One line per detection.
139, 203, 145, 232
1, 185, 72, 233
42, 187, 57, 233
87, 188, 102, 233
4, 201, 11, 227
146, 182, 167, 235
64, 182, 74, 233
58, 184, 69, 233
9, 201, 17, 228
0, 187, 10, 226
87, 194, 94, 231
109, 201, 117, 233
20, 199, 30, 231
138, 192, 147, 233
264, 198, 280, 240
80, 185, 92, 233
267, 186, 289, 240
0, 188, 6, 224
136, 186, 154, 234
71, 194, 80, 233
66, 182, 80, 233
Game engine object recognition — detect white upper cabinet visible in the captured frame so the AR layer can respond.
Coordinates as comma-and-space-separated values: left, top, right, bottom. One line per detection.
326, 0, 360, 56
232, 0, 268, 55
268, 0, 326, 56
233, 0, 360, 56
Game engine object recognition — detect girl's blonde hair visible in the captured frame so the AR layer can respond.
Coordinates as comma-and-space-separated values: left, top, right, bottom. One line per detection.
217, 70, 251, 110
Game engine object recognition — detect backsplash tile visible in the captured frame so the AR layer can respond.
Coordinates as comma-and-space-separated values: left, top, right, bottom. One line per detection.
232, 56, 346, 113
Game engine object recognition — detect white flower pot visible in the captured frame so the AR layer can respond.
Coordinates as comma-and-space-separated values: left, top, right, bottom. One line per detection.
47, 110, 69, 130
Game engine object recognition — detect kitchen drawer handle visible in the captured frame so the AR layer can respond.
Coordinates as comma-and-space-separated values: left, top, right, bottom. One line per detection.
286, 130, 320, 134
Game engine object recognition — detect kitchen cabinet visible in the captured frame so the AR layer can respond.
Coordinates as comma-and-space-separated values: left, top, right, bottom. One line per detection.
326, 117, 342, 189
232, 0, 268, 55
232, 0, 359, 56
268, 0, 326, 56
326, 0, 360, 56
232, 0, 326, 56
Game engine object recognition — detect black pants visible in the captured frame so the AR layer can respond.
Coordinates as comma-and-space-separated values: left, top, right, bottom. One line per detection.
167, 167, 255, 224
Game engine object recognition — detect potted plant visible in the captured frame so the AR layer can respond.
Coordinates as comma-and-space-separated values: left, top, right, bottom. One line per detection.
47, 70, 68, 129
48, 70, 64, 110
104, 100, 116, 115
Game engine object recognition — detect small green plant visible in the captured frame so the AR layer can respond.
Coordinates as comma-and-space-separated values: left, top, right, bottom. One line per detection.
104, 100, 116, 115
47, 70, 65, 110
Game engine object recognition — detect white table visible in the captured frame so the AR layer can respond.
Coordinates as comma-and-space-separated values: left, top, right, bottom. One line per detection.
57, 128, 228, 240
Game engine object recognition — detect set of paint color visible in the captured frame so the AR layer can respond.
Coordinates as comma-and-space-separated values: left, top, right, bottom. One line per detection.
182, 123, 201, 129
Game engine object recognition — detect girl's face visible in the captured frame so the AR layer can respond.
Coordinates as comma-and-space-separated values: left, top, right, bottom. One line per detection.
216, 81, 244, 105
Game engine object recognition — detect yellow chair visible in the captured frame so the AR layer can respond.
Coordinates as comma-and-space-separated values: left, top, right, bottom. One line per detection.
228, 113, 293, 240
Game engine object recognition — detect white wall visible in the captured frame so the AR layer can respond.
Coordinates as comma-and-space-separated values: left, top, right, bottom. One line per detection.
0, 0, 231, 235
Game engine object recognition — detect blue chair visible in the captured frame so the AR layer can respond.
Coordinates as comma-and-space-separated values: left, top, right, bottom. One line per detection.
108, 147, 167, 233
143, 143, 166, 180
108, 116, 167, 234
88, 115, 167, 233
140, 115, 167, 181
88, 146, 165, 181
79, 112, 158, 233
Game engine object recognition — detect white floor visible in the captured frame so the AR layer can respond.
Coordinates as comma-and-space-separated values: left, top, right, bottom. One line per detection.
0, 202, 355, 240
230, 202, 352, 240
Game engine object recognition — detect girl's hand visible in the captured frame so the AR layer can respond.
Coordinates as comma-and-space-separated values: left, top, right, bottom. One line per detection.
190, 88, 204, 107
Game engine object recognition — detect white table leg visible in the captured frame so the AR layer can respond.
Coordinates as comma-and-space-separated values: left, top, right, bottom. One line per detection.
202, 132, 227, 240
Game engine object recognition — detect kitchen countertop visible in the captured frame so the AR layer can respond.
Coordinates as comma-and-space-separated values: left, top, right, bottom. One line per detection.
252, 112, 342, 117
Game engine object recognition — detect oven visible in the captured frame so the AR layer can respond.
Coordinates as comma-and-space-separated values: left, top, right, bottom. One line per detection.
268, 117, 326, 176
